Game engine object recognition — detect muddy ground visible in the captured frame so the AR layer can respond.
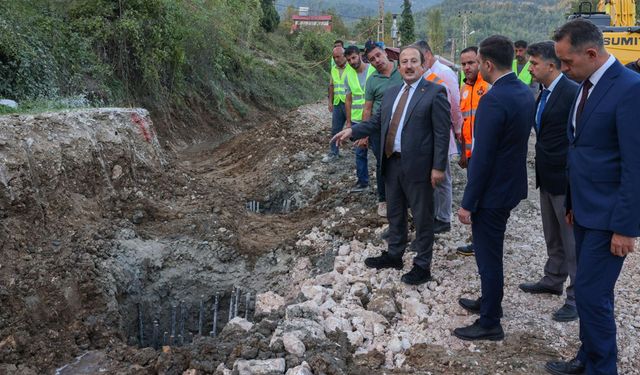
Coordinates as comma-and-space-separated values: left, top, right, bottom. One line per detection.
0, 103, 638, 375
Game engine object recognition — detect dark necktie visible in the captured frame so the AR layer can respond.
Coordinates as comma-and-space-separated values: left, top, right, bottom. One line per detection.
385, 85, 411, 158
576, 79, 593, 124
535, 89, 550, 132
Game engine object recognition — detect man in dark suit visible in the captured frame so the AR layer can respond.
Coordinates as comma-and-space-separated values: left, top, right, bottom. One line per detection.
453, 35, 535, 341
332, 46, 450, 285
545, 19, 640, 375
518, 41, 580, 323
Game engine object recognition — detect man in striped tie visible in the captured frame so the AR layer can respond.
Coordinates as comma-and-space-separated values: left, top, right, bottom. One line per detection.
331, 46, 451, 285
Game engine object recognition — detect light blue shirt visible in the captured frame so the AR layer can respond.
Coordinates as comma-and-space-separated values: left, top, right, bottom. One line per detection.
544, 72, 563, 94
536, 73, 563, 125
391, 80, 419, 152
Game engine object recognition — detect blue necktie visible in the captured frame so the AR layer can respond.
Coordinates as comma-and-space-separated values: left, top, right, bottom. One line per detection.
536, 89, 550, 132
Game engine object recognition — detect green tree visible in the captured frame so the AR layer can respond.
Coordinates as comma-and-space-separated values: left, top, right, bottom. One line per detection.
279, 5, 296, 33
326, 8, 348, 38
352, 16, 378, 41
426, 8, 444, 54
260, 0, 279, 32
399, 0, 415, 45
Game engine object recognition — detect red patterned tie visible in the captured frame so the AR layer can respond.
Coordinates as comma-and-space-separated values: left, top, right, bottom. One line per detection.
576, 79, 593, 124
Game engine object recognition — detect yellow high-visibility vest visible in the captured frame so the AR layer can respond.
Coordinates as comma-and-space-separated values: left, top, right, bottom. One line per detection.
331, 65, 348, 105
345, 64, 376, 121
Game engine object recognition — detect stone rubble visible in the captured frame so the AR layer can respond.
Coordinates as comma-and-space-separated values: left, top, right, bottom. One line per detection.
251, 150, 640, 374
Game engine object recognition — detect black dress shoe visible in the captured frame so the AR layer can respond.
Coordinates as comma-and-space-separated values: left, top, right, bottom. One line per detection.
458, 297, 503, 317
552, 304, 578, 322
459, 297, 481, 314
544, 358, 585, 375
434, 219, 451, 234
401, 265, 432, 285
519, 282, 563, 296
456, 243, 474, 256
453, 319, 504, 341
364, 252, 403, 270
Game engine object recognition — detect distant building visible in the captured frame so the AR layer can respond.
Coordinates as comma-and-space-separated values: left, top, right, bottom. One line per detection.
291, 14, 332, 33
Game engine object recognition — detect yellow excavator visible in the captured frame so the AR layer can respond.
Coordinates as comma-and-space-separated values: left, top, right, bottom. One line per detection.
569, 0, 639, 64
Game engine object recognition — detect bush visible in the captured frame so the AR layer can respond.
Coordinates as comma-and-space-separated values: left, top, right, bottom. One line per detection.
0, 0, 328, 120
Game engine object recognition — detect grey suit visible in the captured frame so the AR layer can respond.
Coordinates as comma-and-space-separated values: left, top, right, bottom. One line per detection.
351, 78, 451, 269
534, 75, 579, 306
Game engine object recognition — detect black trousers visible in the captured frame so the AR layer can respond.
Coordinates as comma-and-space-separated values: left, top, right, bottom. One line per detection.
472, 207, 511, 328
385, 156, 435, 270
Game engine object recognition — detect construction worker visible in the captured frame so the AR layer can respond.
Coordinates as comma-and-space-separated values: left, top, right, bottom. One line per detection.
323, 46, 349, 163
514, 40, 537, 97
344, 45, 376, 192
626, 58, 640, 74
513, 40, 533, 84
330, 40, 344, 69
415, 40, 462, 236
457, 46, 490, 256
362, 40, 402, 218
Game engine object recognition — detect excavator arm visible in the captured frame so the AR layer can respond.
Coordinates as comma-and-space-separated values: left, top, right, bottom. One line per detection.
598, 0, 637, 27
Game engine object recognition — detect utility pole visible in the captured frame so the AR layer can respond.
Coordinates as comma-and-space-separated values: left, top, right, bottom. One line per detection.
458, 10, 472, 49
450, 38, 455, 61
377, 0, 385, 43
391, 14, 398, 47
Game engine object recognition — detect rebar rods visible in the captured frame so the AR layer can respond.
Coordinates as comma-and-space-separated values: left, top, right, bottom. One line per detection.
152, 319, 160, 350
210, 293, 219, 337
137, 303, 144, 347
244, 292, 251, 320
170, 304, 177, 345
228, 289, 235, 321
198, 297, 204, 336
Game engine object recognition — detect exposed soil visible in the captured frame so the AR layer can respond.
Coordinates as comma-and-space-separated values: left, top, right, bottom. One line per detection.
0, 103, 638, 375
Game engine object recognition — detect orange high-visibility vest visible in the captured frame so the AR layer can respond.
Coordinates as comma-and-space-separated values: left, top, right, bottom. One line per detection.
424, 72, 445, 86
460, 74, 489, 158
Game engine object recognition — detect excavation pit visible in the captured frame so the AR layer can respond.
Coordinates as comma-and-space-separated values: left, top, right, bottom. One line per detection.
101, 231, 323, 353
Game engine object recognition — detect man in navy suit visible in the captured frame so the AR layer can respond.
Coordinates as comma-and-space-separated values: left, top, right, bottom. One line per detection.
453, 35, 535, 341
545, 19, 640, 375
332, 46, 450, 285
518, 41, 580, 323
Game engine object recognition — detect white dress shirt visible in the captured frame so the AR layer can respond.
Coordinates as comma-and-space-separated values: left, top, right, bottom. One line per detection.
426, 60, 463, 156
391, 80, 419, 152
536, 73, 563, 120
429, 59, 463, 134
572, 54, 616, 133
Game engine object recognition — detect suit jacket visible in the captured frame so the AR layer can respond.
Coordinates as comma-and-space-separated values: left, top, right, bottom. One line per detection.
351, 78, 451, 183
567, 60, 640, 237
535, 75, 579, 195
462, 73, 535, 211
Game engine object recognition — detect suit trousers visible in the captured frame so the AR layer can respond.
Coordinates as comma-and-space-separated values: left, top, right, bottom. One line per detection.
434, 157, 452, 223
385, 156, 435, 270
574, 222, 625, 375
539, 189, 576, 306
472, 207, 511, 328
369, 133, 385, 202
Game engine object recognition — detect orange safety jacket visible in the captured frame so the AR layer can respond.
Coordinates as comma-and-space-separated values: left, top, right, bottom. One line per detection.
424, 72, 445, 86
460, 74, 489, 158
